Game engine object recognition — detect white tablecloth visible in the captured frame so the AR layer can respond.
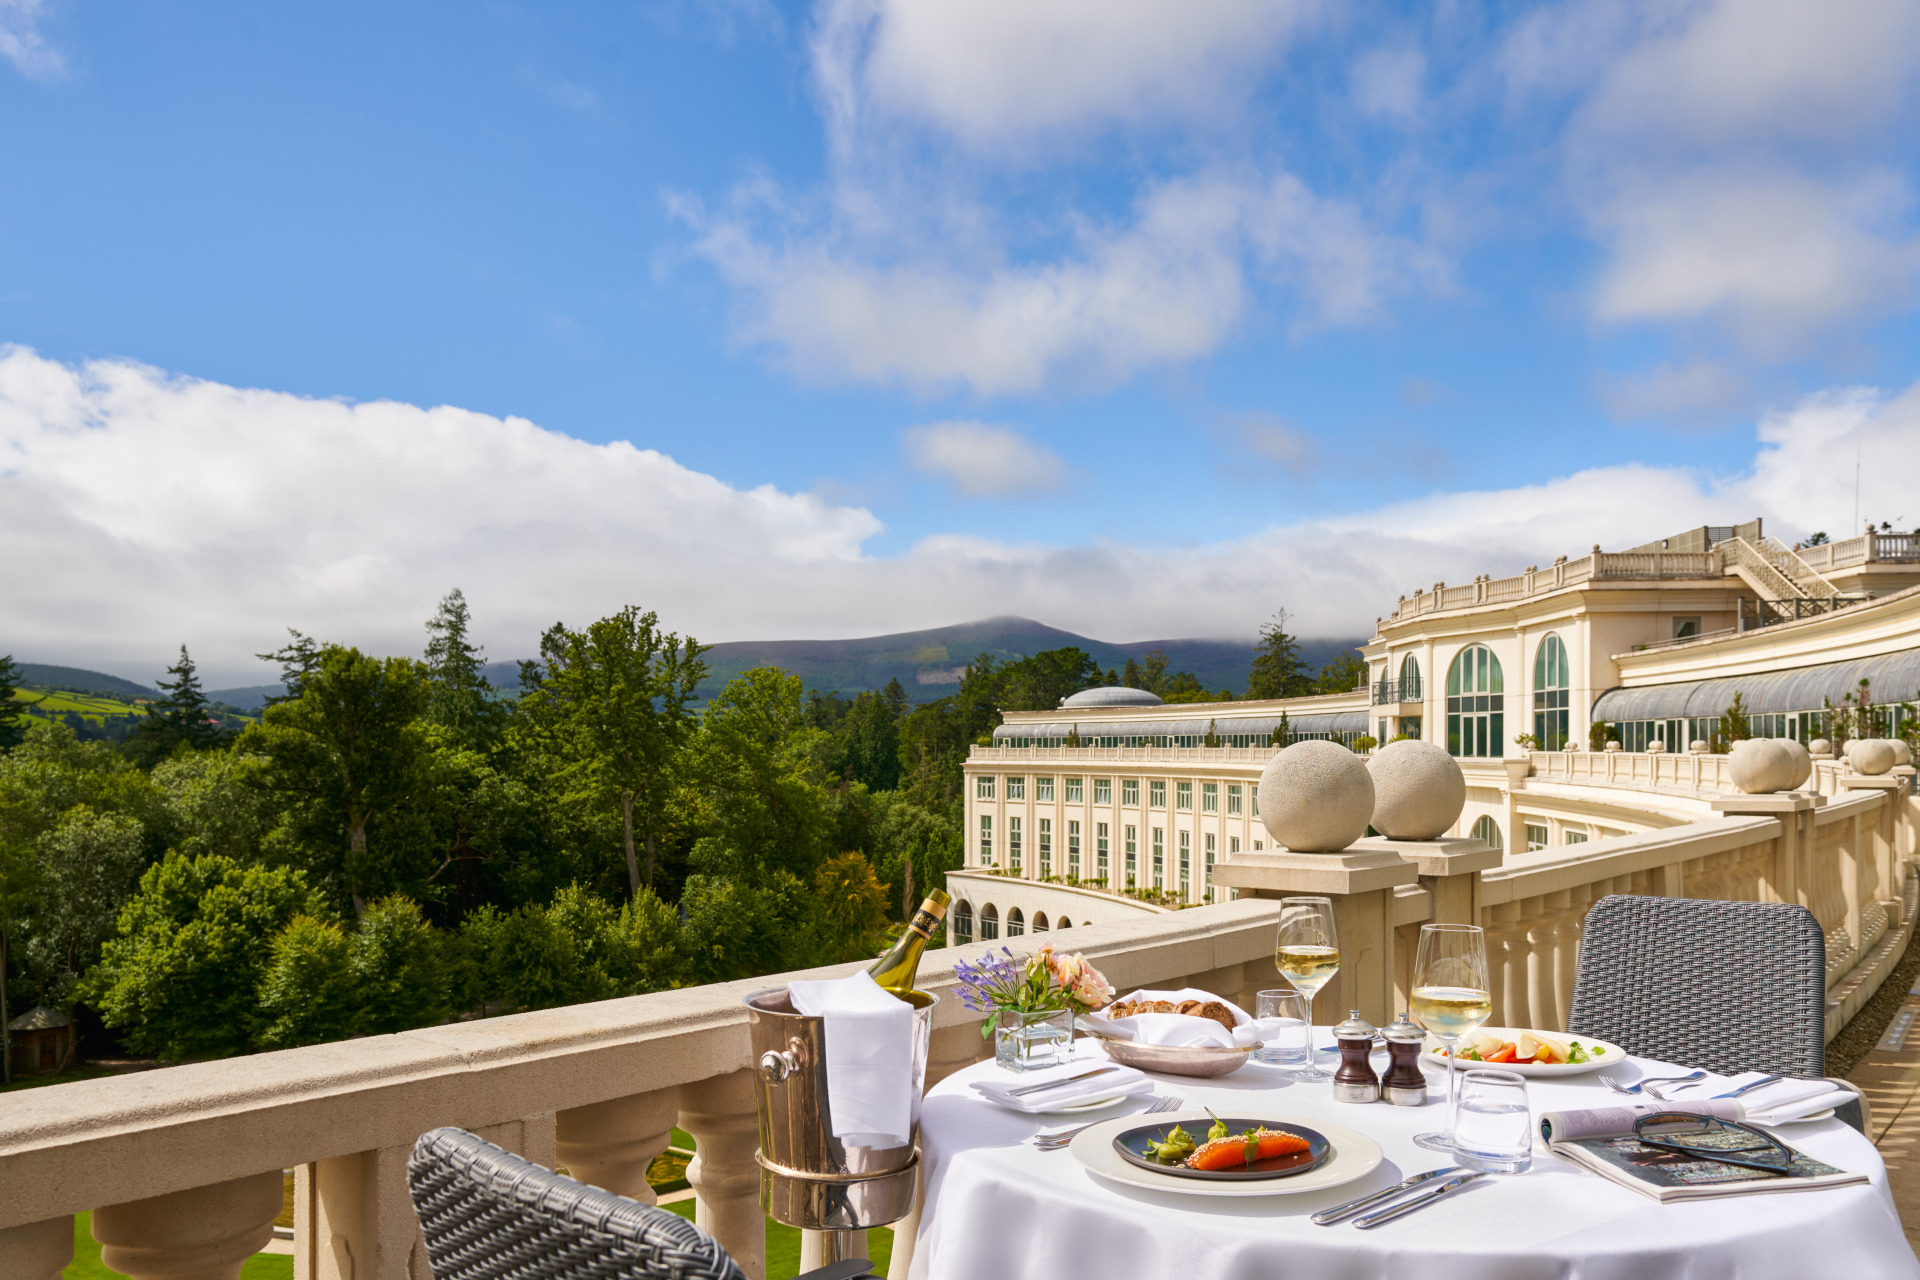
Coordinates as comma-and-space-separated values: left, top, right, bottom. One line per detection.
907, 1036, 1917, 1280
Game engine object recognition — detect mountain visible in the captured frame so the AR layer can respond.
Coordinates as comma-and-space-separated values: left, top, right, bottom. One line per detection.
205, 684, 286, 711
14, 664, 157, 700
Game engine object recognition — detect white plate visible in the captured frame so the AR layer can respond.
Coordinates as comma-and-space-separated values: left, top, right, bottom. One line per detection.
1068, 1110, 1383, 1198
1422, 1027, 1624, 1077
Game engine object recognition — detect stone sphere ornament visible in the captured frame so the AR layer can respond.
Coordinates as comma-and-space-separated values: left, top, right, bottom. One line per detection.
1779, 738, 1813, 789
1891, 739, 1913, 767
1850, 739, 1896, 776
1366, 739, 1467, 841
1729, 738, 1796, 794
1258, 740, 1375, 852
1809, 738, 1833, 757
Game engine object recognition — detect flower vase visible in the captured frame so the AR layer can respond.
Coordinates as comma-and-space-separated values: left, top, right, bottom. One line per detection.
994, 1007, 1074, 1072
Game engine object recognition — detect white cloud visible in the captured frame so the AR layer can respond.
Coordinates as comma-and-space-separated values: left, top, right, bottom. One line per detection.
684, 170, 1438, 395
812, 0, 1317, 151
1351, 47, 1424, 124
1598, 357, 1749, 422
0, 0, 64, 80
8, 348, 1918, 685
903, 421, 1065, 498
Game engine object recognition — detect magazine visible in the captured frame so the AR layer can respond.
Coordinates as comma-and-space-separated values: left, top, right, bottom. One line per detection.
1539, 1102, 1867, 1202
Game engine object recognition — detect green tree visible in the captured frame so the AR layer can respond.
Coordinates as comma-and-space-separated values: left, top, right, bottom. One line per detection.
246, 645, 432, 912
257, 630, 323, 704
423, 589, 506, 751
1589, 719, 1614, 751
129, 646, 227, 762
1203, 718, 1221, 748
882, 677, 909, 723
996, 648, 1101, 711
807, 851, 891, 965
1314, 649, 1369, 695
0, 822, 40, 1083
254, 915, 357, 1049
88, 852, 327, 1059
1716, 692, 1753, 751
349, 894, 450, 1034
1247, 611, 1311, 700
153, 749, 274, 863
686, 668, 831, 884
518, 607, 708, 898
841, 690, 902, 791
26, 806, 148, 1008
0, 654, 38, 753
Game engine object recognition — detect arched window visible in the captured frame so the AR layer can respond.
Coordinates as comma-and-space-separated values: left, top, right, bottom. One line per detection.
1470, 815, 1504, 851
1032, 912, 1050, 932
953, 900, 975, 945
980, 904, 999, 941
1533, 634, 1570, 751
1007, 907, 1026, 937
1058, 918, 1071, 928
1399, 653, 1423, 701
1446, 645, 1504, 757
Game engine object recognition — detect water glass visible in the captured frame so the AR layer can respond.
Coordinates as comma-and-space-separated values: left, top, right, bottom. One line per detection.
1252, 989, 1311, 1069
1454, 1068, 1533, 1174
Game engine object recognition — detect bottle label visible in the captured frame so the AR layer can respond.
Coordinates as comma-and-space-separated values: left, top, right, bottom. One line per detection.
906, 906, 942, 939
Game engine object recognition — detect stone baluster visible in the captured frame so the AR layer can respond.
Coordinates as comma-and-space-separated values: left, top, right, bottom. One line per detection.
1481, 905, 1507, 1032
680, 1071, 765, 1280
556, 1088, 681, 1203
1553, 884, 1589, 1026
0, 1216, 74, 1280
1525, 896, 1562, 1032
1491, 902, 1528, 1027
95, 1172, 283, 1280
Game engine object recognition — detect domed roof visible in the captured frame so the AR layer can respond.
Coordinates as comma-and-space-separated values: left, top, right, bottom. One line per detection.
1059, 686, 1164, 708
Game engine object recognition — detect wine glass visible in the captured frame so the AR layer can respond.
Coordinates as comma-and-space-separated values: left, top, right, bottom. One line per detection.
1274, 897, 1339, 1081
1410, 923, 1493, 1153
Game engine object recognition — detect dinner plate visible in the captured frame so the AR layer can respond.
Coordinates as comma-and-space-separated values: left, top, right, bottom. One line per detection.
1422, 1027, 1624, 1077
1112, 1117, 1330, 1181
1069, 1110, 1382, 1198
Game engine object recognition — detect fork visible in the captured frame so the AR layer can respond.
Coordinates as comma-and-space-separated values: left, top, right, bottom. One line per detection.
1032, 1094, 1184, 1150
1599, 1070, 1705, 1096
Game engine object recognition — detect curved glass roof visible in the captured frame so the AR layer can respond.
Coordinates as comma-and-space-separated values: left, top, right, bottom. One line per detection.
1059, 686, 1165, 708
993, 710, 1368, 739
1592, 649, 1920, 722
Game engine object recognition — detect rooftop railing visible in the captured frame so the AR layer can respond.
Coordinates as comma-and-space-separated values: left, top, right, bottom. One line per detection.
1383, 550, 1719, 623
1371, 675, 1423, 705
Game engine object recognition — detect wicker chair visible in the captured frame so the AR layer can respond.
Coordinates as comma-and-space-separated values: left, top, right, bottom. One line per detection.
408, 1128, 878, 1280
1564, 894, 1867, 1133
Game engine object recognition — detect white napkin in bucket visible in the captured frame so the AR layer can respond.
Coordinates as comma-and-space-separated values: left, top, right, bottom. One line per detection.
786, 972, 914, 1149
971, 1061, 1153, 1113
1086, 987, 1251, 1049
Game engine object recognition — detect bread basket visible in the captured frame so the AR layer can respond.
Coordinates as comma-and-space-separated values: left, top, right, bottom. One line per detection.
1075, 1017, 1255, 1078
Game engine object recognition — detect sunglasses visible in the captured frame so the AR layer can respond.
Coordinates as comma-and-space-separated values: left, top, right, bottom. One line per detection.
1630, 1111, 1809, 1177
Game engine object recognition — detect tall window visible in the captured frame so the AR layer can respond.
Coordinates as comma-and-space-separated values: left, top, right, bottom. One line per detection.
1525, 823, 1548, 851
1229, 836, 1240, 854
1179, 830, 1191, 898
1533, 633, 1570, 751
1227, 783, 1243, 815
1150, 780, 1167, 808
1202, 782, 1218, 812
980, 904, 999, 940
1096, 822, 1109, 880
1007, 908, 1025, 937
1122, 778, 1140, 806
1094, 777, 1112, 805
1152, 827, 1165, 888
976, 775, 994, 800
1176, 781, 1193, 810
1038, 818, 1052, 876
1009, 816, 1022, 871
978, 815, 993, 864
1400, 653, 1423, 701
1067, 819, 1081, 877
953, 901, 973, 945
1470, 814, 1504, 850
1125, 825, 1138, 887
1064, 776, 1083, 803
1204, 833, 1216, 903
1007, 776, 1025, 800
1446, 645, 1505, 758
1036, 776, 1054, 801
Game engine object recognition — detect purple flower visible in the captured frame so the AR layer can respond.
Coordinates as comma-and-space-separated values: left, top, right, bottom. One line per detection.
953, 947, 1026, 1014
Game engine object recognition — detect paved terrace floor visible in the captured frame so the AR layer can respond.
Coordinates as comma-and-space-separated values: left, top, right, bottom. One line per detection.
1842, 926, 1920, 1259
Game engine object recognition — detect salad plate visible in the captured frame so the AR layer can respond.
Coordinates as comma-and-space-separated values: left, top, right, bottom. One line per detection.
1423, 1027, 1624, 1077
1112, 1117, 1330, 1181
1069, 1111, 1381, 1198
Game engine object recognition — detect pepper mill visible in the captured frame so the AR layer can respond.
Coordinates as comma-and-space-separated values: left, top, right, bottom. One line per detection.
1331, 1010, 1380, 1104
1380, 1012, 1429, 1107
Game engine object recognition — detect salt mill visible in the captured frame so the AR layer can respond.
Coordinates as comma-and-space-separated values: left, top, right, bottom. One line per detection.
1380, 1012, 1429, 1107
1331, 1010, 1380, 1104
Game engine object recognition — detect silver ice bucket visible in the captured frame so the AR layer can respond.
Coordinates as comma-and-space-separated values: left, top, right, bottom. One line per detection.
745, 986, 937, 1235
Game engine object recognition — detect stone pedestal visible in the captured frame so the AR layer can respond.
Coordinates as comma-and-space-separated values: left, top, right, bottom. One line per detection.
1212, 848, 1418, 1025
1713, 793, 1823, 908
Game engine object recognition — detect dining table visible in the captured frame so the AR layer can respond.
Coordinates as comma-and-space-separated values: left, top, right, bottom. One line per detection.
895, 1033, 1917, 1280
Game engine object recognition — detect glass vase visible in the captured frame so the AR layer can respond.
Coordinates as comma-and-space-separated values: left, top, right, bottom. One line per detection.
994, 1007, 1074, 1072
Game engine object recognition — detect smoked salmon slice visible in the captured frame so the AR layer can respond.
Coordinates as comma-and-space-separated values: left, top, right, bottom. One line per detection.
1186, 1129, 1310, 1170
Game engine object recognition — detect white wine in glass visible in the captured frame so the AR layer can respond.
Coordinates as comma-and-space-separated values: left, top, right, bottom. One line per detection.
1409, 923, 1493, 1153
1274, 897, 1339, 1081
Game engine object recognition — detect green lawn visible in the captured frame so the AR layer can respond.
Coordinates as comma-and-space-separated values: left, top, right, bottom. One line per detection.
661, 1201, 893, 1280
11, 688, 145, 725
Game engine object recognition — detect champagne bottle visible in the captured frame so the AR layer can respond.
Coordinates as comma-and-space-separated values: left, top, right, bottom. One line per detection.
868, 887, 951, 998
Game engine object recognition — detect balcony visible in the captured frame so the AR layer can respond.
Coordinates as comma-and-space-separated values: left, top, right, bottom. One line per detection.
1370, 675, 1423, 706
3, 767, 1915, 1280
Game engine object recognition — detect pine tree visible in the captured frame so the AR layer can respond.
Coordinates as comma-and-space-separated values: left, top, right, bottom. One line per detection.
132, 646, 224, 759
1247, 611, 1310, 700
424, 589, 502, 749
257, 629, 322, 704
882, 677, 909, 723
0, 654, 36, 753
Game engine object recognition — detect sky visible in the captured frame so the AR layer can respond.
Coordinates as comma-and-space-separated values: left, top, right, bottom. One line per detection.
4, 0, 1920, 686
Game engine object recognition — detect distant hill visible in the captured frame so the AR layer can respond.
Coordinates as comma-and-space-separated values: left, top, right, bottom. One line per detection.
15, 664, 156, 700
206, 684, 285, 711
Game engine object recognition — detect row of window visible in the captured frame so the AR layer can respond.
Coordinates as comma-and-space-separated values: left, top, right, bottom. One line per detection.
974, 816, 1254, 902
1460, 814, 1597, 853
975, 776, 1254, 814
1609, 706, 1917, 753
1431, 633, 1574, 757
950, 902, 1077, 944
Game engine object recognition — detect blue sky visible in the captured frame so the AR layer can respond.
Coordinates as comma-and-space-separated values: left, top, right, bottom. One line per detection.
4, 0, 1920, 682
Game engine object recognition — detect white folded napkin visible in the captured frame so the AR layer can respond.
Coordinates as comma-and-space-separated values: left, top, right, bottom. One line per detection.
1664, 1072, 1855, 1126
970, 1061, 1152, 1113
1087, 988, 1251, 1049
787, 972, 914, 1149
1231, 1017, 1301, 1050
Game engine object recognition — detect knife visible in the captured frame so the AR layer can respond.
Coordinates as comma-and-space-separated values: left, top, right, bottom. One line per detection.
1004, 1066, 1117, 1097
1310, 1167, 1464, 1225
1353, 1171, 1488, 1228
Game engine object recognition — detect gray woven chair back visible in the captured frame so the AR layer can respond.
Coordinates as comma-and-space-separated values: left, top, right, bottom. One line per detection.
1565, 895, 1826, 1078
407, 1127, 747, 1280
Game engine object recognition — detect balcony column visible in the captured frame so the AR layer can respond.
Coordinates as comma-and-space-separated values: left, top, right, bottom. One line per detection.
680, 1070, 764, 1280
556, 1088, 681, 1203
94, 1171, 282, 1280
0, 1216, 74, 1280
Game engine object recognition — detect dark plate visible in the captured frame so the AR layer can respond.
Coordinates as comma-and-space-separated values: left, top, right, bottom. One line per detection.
1113, 1118, 1332, 1181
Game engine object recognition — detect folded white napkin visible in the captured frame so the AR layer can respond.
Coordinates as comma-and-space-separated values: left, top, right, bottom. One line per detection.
971, 1061, 1152, 1113
787, 972, 914, 1149
1087, 988, 1251, 1049
1666, 1072, 1855, 1126
1231, 1016, 1303, 1050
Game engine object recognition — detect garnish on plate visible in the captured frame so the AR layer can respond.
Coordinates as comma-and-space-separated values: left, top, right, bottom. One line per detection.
1145, 1123, 1196, 1164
